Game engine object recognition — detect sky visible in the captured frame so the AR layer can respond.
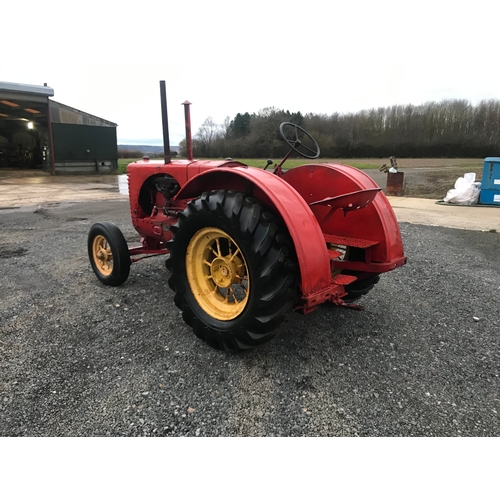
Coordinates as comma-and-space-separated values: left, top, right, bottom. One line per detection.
2, 0, 499, 146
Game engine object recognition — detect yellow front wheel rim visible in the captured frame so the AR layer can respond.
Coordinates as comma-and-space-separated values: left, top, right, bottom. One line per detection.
92, 235, 113, 276
186, 227, 249, 321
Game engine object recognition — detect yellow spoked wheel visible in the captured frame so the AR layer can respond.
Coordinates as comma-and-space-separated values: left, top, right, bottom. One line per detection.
166, 190, 298, 352
88, 222, 130, 286
92, 235, 114, 276
186, 227, 249, 321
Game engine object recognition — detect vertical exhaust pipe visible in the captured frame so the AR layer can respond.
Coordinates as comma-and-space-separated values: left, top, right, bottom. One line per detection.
182, 100, 193, 161
159, 80, 171, 165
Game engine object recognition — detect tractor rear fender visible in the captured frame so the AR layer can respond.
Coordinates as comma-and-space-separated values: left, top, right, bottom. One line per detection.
174, 167, 332, 296
283, 164, 405, 264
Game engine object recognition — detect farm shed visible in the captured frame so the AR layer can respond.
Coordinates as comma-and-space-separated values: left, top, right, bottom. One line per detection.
0, 81, 118, 174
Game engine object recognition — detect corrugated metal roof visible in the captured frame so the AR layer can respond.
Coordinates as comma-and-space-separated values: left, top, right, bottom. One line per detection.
50, 100, 117, 127
0, 81, 54, 97
0, 82, 116, 127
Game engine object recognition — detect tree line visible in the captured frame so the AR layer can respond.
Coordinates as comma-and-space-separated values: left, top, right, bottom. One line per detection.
178, 99, 500, 158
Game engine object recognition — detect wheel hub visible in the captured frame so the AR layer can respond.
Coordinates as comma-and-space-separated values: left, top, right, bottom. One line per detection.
186, 227, 249, 321
93, 235, 113, 276
210, 256, 244, 288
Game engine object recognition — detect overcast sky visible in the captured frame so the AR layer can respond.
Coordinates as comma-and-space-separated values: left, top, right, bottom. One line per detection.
2, 0, 498, 145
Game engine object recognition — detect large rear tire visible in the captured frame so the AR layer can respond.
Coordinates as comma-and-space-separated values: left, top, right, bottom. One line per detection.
166, 190, 298, 352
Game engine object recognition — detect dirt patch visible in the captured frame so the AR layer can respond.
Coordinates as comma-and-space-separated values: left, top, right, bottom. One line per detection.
402, 167, 483, 199
0, 244, 28, 258
365, 163, 484, 199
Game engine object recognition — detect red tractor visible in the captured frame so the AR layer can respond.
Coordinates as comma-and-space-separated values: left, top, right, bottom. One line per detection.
88, 82, 406, 351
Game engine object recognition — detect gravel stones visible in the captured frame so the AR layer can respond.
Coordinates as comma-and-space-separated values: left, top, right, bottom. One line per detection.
0, 200, 499, 436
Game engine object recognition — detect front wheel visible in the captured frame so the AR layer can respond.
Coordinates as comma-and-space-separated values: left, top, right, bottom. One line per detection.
88, 222, 130, 286
166, 190, 298, 352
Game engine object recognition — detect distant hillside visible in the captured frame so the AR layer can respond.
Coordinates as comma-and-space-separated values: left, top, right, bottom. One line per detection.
118, 144, 179, 154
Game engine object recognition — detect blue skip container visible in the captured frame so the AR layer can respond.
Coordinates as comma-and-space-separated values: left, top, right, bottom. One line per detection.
479, 157, 500, 206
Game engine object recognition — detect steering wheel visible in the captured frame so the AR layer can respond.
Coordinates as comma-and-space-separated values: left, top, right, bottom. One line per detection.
279, 122, 320, 159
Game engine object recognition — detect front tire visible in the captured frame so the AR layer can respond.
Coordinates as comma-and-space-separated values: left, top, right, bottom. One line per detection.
166, 190, 297, 352
88, 222, 130, 286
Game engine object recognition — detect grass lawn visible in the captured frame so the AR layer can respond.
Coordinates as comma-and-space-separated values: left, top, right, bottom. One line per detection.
118, 157, 384, 174
119, 157, 483, 173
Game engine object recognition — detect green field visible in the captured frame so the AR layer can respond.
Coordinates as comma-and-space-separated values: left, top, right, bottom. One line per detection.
118, 157, 483, 173
117, 157, 383, 174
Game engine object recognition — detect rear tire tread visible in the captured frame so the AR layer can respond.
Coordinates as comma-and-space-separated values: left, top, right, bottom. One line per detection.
166, 190, 298, 351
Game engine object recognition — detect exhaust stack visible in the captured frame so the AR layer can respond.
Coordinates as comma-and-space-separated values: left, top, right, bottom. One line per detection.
182, 100, 193, 161
159, 80, 171, 165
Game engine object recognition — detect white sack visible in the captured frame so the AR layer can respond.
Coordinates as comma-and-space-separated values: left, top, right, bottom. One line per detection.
443, 172, 481, 205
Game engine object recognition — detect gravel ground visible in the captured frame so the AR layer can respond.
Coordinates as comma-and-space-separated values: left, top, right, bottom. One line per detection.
0, 199, 499, 437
